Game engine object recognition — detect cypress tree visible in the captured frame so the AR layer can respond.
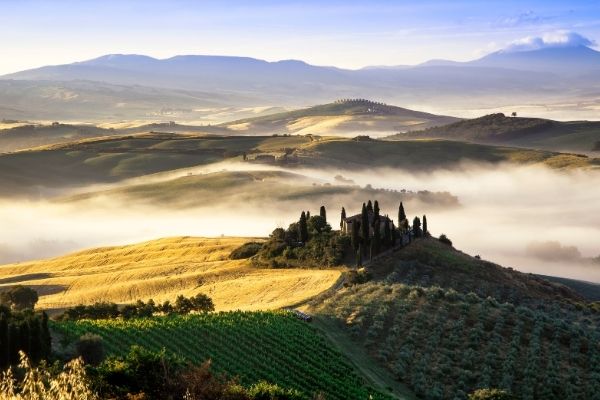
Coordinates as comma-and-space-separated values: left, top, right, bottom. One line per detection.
361, 203, 370, 252
384, 218, 391, 246
306, 210, 310, 219
340, 207, 346, 230
351, 221, 360, 252
41, 312, 51, 360
413, 216, 422, 238
423, 215, 428, 236
0, 313, 8, 368
367, 200, 373, 213
298, 212, 309, 243
391, 224, 397, 245
8, 322, 19, 365
319, 206, 327, 223
373, 200, 380, 221
399, 202, 406, 223
28, 317, 41, 362
373, 218, 381, 256
357, 242, 363, 267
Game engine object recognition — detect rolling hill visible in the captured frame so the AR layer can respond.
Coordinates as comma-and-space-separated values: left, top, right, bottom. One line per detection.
309, 237, 600, 399
390, 113, 600, 153
1, 132, 599, 197
0, 237, 341, 312
220, 99, 459, 136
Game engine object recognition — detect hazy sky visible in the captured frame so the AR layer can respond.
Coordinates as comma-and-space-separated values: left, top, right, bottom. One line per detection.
1, 0, 600, 74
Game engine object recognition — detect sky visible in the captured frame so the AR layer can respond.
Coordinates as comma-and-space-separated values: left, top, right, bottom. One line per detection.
1, 0, 600, 74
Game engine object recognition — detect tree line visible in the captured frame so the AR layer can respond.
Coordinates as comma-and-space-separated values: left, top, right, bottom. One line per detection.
0, 286, 51, 369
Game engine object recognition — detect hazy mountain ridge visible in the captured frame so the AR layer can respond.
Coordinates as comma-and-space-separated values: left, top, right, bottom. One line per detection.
3, 46, 600, 121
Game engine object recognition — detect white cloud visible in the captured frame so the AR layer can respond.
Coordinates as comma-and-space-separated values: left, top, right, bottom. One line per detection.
503, 30, 596, 52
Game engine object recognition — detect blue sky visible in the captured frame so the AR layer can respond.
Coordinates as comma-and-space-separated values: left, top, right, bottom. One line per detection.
1, 0, 599, 74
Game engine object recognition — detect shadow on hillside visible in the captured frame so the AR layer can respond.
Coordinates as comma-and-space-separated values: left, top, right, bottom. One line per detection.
0, 272, 53, 284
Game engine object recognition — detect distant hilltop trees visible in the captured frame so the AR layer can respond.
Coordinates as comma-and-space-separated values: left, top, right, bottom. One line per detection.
334, 98, 388, 106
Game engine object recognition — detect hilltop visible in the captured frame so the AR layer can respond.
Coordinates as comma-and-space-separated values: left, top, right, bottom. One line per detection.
220, 99, 459, 136
0, 237, 341, 312
391, 113, 600, 153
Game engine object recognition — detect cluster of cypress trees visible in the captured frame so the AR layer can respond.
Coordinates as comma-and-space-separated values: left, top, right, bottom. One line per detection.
344, 200, 429, 266
0, 306, 51, 369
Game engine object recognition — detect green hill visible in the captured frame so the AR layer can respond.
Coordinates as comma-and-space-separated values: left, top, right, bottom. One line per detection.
220, 99, 459, 136
391, 113, 600, 153
309, 237, 600, 400
52, 311, 398, 400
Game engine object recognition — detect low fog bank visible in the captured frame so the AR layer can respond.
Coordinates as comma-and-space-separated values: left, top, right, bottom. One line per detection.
0, 162, 599, 283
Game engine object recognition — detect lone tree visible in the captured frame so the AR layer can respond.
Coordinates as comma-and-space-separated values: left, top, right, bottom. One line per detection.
298, 211, 309, 243
319, 205, 327, 223
398, 202, 406, 224
0, 286, 39, 311
340, 207, 346, 229
413, 216, 422, 238
423, 215, 428, 236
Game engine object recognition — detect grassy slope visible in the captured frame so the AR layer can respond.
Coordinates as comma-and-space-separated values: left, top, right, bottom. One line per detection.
0, 237, 341, 311
391, 113, 600, 153
312, 282, 600, 400
221, 100, 458, 135
300, 138, 600, 170
52, 311, 395, 400
538, 274, 600, 301
309, 238, 600, 399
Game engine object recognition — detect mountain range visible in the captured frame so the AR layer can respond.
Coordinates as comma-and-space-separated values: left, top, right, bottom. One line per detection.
1, 45, 600, 121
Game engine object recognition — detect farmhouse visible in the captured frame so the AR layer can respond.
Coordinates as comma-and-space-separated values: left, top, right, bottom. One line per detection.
341, 210, 394, 237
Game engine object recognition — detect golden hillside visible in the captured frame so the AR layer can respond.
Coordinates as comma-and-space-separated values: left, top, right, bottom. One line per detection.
0, 237, 341, 312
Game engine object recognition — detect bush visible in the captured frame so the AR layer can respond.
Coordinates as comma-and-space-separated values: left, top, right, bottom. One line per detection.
468, 388, 515, 400
230, 242, 263, 260
247, 381, 303, 400
0, 285, 39, 311
438, 234, 453, 246
76, 333, 105, 366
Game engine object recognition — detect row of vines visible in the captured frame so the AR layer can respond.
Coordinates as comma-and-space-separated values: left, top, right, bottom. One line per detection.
52, 311, 392, 400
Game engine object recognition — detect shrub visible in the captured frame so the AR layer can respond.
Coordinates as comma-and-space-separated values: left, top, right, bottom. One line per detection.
0, 351, 98, 399
438, 234, 453, 246
247, 381, 303, 400
468, 388, 515, 400
230, 242, 263, 260
76, 333, 105, 366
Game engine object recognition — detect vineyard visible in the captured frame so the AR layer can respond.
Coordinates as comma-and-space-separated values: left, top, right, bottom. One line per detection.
315, 283, 600, 400
52, 311, 393, 400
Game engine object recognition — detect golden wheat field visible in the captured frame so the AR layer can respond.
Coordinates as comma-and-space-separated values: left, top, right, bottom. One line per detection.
0, 237, 341, 312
